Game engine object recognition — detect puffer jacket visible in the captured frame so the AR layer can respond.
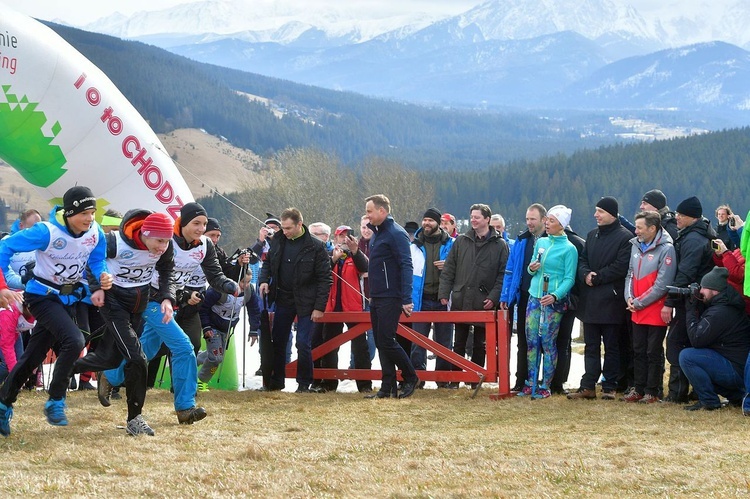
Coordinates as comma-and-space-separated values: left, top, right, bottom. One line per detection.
624, 228, 676, 326
438, 227, 509, 310
665, 217, 716, 307
686, 286, 750, 376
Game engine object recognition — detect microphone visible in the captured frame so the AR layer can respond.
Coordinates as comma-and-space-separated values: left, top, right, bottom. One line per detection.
535, 247, 545, 263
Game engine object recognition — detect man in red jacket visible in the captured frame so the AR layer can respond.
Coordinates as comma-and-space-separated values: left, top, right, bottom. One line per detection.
623, 211, 677, 403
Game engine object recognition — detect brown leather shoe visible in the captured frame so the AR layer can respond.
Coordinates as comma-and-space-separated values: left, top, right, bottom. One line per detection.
567, 388, 597, 400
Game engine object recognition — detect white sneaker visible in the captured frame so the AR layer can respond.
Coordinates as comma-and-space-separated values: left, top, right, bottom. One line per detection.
126, 415, 155, 436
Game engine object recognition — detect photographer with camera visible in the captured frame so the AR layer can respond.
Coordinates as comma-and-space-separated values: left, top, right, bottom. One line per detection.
250, 214, 282, 263
676, 267, 750, 411
662, 196, 717, 403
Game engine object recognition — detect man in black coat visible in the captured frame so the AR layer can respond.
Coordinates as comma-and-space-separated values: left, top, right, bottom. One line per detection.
258, 208, 332, 392
568, 196, 632, 400
679, 267, 750, 411
662, 196, 716, 403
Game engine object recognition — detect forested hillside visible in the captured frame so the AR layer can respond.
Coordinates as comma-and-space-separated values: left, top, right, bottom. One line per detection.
436, 127, 750, 235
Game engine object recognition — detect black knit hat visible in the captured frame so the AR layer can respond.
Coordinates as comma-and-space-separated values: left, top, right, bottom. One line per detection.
642, 189, 667, 210
206, 217, 222, 233
404, 221, 419, 234
63, 186, 97, 217
596, 196, 619, 218
264, 213, 281, 228
423, 208, 442, 225
179, 202, 208, 227
701, 266, 728, 291
676, 196, 702, 219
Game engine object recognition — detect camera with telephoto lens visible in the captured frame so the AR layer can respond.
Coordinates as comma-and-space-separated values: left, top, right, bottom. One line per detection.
666, 283, 701, 299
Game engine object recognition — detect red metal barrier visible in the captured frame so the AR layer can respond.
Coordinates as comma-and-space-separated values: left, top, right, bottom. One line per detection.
284, 310, 512, 399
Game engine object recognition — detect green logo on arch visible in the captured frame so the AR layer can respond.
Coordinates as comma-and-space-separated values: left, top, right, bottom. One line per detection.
0, 84, 67, 187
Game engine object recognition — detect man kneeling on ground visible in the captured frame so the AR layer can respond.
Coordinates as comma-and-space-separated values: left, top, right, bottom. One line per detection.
679, 267, 750, 411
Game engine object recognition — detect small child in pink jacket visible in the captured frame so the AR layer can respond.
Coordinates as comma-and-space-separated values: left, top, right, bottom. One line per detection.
0, 302, 36, 375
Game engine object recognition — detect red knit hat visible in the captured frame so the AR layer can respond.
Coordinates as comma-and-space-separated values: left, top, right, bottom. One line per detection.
141, 213, 174, 239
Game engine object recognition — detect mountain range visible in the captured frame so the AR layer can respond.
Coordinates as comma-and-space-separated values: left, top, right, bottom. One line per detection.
78, 0, 750, 113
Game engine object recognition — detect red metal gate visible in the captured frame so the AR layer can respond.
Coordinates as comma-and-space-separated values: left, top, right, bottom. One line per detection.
284, 310, 512, 399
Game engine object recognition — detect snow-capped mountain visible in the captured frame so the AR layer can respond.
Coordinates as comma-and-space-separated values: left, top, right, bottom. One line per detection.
84, 0, 750, 49
558, 42, 750, 111
84, 0, 444, 46
80, 0, 750, 112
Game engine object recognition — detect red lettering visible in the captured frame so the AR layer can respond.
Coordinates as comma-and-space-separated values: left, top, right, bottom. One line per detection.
139, 165, 162, 190
132, 147, 152, 170
156, 181, 174, 203
107, 116, 123, 135
100, 106, 114, 123
122, 135, 140, 159
74, 73, 87, 89
86, 87, 100, 106
167, 196, 185, 220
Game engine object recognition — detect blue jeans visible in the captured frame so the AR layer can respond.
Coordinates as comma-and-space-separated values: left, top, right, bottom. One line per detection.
745, 353, 750, 413
270, 304, 314, 388
679, 348, 744, 408
411, 298, 453, 371
106, 301, 197, 412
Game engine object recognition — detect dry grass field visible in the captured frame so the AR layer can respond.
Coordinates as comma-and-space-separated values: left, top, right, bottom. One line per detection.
0, 384, 748, 497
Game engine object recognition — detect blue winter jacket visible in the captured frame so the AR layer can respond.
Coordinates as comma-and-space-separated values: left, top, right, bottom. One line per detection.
410, 227, 454, 311
0, 206, 108, 305
500, 230, 535, 306
367, 216, 413, 304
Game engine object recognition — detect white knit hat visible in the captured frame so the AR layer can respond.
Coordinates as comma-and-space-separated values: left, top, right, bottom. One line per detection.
547, 205, 572, 229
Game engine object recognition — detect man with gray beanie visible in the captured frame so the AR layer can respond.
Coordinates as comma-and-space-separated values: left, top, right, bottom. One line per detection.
679, 266, 750, 411
662, 196, 716, 403
410, 207, 455, 386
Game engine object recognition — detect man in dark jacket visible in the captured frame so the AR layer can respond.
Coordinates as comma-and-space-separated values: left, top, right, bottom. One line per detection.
364, 194, 419, 399
258, 208, 332, 392
663, 196, 716, 403
679, 267, 750, 411
439, 203, 509, 388
569, 196, 632, 400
